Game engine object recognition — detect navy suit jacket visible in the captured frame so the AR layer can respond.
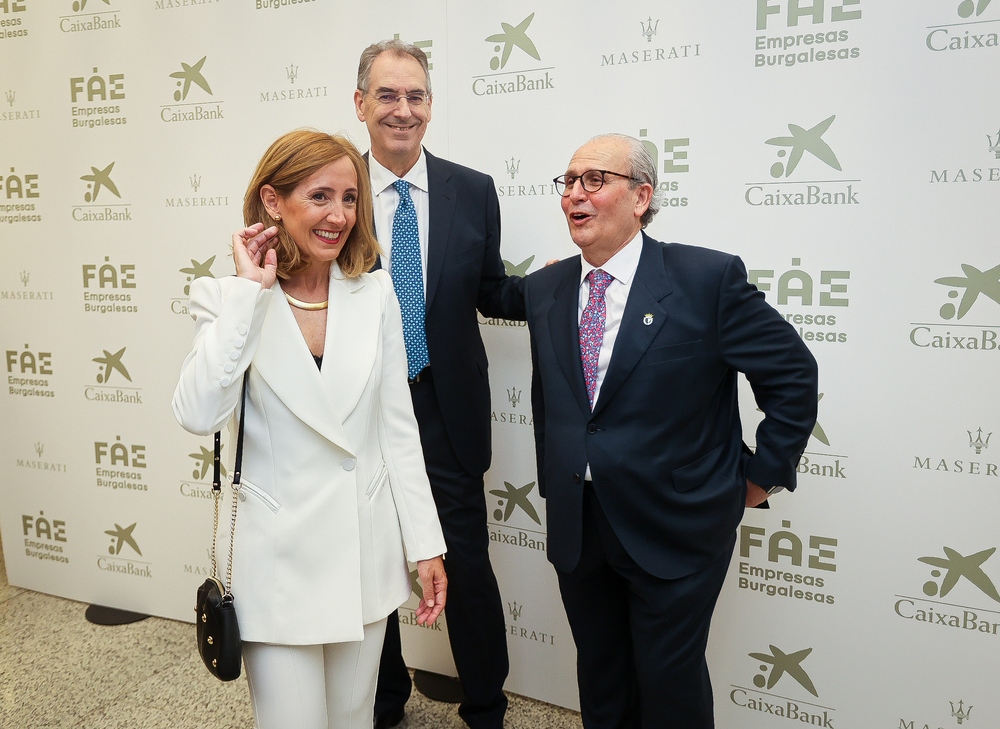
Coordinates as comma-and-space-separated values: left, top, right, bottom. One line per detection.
369, 149, 525, 477
525, 233, 818, 580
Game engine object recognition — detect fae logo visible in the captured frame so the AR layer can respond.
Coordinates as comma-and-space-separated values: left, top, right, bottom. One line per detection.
85, 346, 142, 404
0, 0, 29, 41
473, 13, 554, 98
61, 0, 121, 33
754, 0, 861, 69
638, 128, 689, 208
82, 256, 138, 314
69, 67, 127, 129
161, 56, 224, 123
73, 162, 131, 222
913, 426, 997, 480
729, 641, 835, 725
95, 435, 147, 492
749, 259, 850, 344
6, 343, 54, 399
0, 166, 41, 225
745, 116, 859, 208
894, 544, 1000, 637
736, 520, 837, 606
98, 521, 152, 578
23, 510, 69, 564
909, 262, 1000, 352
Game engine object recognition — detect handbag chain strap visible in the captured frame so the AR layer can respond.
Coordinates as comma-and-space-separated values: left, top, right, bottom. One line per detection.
212, 370, 250, 600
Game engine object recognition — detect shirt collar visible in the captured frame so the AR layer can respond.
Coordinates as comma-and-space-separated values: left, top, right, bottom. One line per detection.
368, 148, 428, 196
579, 230, 643, 286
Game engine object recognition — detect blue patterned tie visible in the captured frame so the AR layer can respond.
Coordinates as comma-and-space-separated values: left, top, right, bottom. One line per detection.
391, 180, 429, 379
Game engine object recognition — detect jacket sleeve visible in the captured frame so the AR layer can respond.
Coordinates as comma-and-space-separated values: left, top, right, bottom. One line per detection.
475, 174, 527, 322
372, 270, 448, 562
171, 276, 273, 436
717, 255, 819, 491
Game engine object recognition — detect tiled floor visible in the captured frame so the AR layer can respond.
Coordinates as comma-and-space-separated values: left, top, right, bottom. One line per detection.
0, 535, 582, 729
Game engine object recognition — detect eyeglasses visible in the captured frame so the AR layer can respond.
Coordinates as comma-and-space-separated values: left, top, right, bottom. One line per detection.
369, 92, 429, 107
552, 169, 639, 197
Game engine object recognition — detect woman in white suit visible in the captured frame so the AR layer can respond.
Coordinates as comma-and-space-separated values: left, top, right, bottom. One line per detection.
172, 130, 447, 729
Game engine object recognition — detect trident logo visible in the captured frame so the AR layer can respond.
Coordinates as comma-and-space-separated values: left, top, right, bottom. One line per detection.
5, 90, 14, 107
988, 128, 1000, 159
20, 271, 29, 287
508, 601, 523, 620
505, 157, 520, 179
507, 386, 521, 408
286, 64, 298, 84
189, 174, 201, 192
950, 699, 973, 725
640, 16, 659, 43
34, 442, 44, 457
968, 427, 991, 455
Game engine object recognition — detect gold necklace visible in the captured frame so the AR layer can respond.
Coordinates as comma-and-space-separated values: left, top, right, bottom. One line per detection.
283, 291, 328, 311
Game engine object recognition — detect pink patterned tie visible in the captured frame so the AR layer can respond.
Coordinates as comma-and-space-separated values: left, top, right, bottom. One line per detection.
580, 269, 614, 409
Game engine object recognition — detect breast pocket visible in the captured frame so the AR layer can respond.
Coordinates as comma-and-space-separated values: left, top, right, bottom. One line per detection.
644, 339, 705, 365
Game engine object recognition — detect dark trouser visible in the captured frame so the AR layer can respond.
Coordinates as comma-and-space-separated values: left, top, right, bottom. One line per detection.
375, 377, 509, 729
556, 483, 735, 729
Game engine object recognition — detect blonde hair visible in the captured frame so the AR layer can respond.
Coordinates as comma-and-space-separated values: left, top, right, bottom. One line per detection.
243, 130, 380, 279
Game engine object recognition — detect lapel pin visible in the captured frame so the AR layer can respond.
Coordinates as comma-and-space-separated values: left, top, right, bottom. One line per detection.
643, 313, 654, 326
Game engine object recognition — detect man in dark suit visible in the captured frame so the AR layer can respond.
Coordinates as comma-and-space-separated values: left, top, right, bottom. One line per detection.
354, 40, 523, 729
524, 133, 818, 728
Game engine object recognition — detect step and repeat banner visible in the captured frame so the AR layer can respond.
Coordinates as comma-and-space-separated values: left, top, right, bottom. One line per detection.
2, 0, 998, 723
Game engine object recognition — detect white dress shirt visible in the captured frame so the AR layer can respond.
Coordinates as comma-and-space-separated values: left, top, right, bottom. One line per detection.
368, 150, 431, 293
579, 229, 643, 480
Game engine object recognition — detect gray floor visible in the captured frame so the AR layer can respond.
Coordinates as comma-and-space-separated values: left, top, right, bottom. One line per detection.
0, 535, 582, 729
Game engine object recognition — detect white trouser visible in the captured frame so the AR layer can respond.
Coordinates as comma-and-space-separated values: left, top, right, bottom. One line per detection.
242, 618, 388, 729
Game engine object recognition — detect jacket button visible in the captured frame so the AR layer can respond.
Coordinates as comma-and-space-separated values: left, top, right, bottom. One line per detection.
587, 424, 598, 434
572, 473, 581, 484
224, 363, 235, 373
233, 338, 245, 348
229, 351, 240, 361
238, 491, 246, 502
342, 458, 356, 471
220, 377, 231, 387
238, 324, 248, 335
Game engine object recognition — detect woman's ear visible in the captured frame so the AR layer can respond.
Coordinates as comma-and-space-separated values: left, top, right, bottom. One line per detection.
260, 185, 281, 220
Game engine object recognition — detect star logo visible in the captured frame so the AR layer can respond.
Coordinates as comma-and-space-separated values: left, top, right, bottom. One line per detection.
489, 481, 541, 525
958, 0, 992, 18
169, 56, 213, 102
188, 445, 225, 480
105, 522, 141, 556
179, 256, 217, 295
934, 263, 1000, 320
749, 645, 818, 697
503, 255, 534, 277
92, 347, 131, 385
919, 546, 1000, 602
485, 13, 541, 71
408, 568, 424, 600
80, 162, 121, 203
765, 115, 842, 178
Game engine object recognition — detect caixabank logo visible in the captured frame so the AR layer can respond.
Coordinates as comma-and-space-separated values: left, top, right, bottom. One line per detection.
789, 392, 848, 481
0, 0, 29, 40
908, 261, 1000, 353
22, 510, 69, 565
472, 13, 555, 98
94, 435, 147, 493
926, 0, 998, 54
0, 270, 54, 303
98, 521, 151, 578
749, 258, 850, 345
258, 61, 329, 104
598, 14, 701, 69
754, 0, 861, 69
5, 343, 55, 398
913, 426, 997, 480
0, 165, 41, 224
179, 440, 224, 500
2, 87, 41, 122
171, 254, 220, 315
69, 67, 127, 129
735, 519, 837, 606
85, 345, 142, 404
894, 544, 1000, 639
15, 441, 67, 474
59, 0, 121, 33
745, 115, 860, 208
82, 255, 138, 314
72, 161, 131, 222
729, 642, 837, 726
900, 698, 977, 729
160, 56, 224, 123
487, 476, 547, 554
928, 123, 1000, 186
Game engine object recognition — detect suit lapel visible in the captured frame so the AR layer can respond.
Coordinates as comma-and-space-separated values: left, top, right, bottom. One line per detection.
321, 271, 379, 420
424, 150, 455, 312
591, 235, 672, 417
547, 259, 592, 418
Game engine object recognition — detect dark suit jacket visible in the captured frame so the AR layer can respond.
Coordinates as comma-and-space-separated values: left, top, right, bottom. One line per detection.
525, 233, 818, 580
369, 149, 525, 477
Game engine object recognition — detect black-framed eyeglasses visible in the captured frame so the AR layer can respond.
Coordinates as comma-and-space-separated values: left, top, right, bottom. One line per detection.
369, 91, 429, 107
552, 169, 639, 197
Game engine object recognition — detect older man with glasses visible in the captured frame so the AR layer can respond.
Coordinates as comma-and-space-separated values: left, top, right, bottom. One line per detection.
523, 133, 818, 728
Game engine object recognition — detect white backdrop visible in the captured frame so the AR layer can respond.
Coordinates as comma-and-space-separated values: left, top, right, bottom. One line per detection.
2, 1, 998, 723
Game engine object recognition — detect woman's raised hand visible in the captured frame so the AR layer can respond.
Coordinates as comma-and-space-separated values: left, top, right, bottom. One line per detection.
233, 223, 279, 289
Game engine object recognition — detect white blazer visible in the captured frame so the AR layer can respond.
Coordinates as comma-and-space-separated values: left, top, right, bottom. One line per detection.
172, 266, 446, 645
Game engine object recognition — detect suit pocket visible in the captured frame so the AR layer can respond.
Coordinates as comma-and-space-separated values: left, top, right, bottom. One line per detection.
366, 463, 389, 500
671, 443, 726, 494
238, 478, 281, 514
644, 339, 705, 364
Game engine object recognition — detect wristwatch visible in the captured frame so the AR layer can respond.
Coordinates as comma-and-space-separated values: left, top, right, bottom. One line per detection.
765, 485, 785, 496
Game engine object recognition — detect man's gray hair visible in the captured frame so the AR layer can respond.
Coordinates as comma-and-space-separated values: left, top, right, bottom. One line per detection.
590, 133, 663, 228
357, 39, 432, 94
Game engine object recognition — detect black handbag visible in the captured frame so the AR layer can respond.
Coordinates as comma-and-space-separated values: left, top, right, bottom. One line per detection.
196, 371, 248, 681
